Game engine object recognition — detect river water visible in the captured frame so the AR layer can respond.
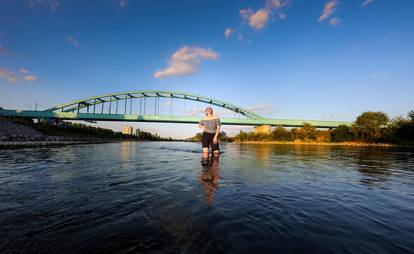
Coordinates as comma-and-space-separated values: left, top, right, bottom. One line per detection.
0, 142, 413, 254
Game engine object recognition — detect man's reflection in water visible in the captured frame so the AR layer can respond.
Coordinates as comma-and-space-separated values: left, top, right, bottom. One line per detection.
198, 152, 220, 205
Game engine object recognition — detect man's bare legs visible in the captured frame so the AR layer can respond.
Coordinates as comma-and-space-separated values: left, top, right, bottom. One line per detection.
203, 147, 209, 156
213, 149, 219, 157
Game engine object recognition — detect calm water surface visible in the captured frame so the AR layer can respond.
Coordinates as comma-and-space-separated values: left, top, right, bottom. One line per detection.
0, 142, 413, 254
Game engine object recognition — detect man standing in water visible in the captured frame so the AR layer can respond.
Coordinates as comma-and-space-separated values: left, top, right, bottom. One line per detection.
198, 107, 221, 205
199, 107, 221, 156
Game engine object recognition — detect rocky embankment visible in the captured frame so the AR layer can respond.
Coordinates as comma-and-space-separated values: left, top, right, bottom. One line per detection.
0, 117, 63, 142
0, 118, 109, 148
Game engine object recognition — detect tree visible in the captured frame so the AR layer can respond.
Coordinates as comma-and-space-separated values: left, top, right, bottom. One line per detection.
385, 114, 414, 144
331, 125, 354, 142
302, 123, 317, 141
271, 126, 293, 141
353, 111, 389, 142
291, 128, 305, 140
219, 131, 233, 142
408, 110, 414, 122
290, 124, 317, 141
235, 131, 248, 141
315, 129, 331, 142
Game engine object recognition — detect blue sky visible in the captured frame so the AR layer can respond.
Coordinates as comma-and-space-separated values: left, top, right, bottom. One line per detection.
0, 0, 413, 138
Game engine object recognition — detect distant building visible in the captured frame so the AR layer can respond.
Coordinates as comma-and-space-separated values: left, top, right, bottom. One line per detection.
255, 125, 272, 135
135, 128, 141, 136
122, 125, 133, 135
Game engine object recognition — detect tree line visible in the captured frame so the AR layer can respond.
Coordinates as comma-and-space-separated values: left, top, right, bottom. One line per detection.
186, 131, 234, 142
51, 122, 174, 141
234, 110, 414, 145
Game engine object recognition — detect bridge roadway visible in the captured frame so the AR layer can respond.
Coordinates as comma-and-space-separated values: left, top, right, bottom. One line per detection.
0, 109, 352, 128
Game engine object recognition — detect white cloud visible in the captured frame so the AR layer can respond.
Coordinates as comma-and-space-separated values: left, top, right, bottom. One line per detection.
0, 43, 10, 56
24, 75, 37, 81
329, 17, 341, 27
240, 0, 289, 31
246, 104, 273, 117
224, 28, 234, 39
0, 68, 19, 82
66, 35, 79, 46
0, 68, 38, 83
362, 0, 374, 7
19, 68, 29, 74
49, 0, 59, 11
154, 46, 219, 79
318, 0, 338, 22
247, 104, 273, 112
265, 0, 289, 10
119, 0, 128, 8
249, 8, 270, 30
0, 41, 21, 57
28, 0, 59, 12
240, 8, 253, 20
266, 0, 282, 9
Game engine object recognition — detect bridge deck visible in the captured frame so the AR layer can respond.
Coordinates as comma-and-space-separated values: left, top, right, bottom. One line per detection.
0, 109, 352, 128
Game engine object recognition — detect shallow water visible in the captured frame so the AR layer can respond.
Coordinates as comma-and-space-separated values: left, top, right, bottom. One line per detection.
0, 142, 413, 253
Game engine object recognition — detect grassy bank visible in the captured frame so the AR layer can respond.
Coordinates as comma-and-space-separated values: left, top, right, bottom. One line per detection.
236, 140, 395, 147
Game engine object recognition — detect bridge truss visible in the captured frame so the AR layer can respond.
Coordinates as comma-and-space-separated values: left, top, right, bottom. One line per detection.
0, 90, 352, 128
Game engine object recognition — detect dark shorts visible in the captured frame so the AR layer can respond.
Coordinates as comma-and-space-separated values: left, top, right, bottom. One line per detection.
201, 132, 219, 151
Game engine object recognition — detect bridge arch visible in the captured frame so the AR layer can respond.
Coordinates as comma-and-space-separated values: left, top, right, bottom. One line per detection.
46, 90, 265, 120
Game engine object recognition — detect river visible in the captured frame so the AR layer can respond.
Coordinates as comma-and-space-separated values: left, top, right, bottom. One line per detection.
0, 142, 413, 253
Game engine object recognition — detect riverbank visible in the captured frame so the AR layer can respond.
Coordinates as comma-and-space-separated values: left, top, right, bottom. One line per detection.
0, 117, 180, 149
0, 117, 121, 149
236, 140, 395, 147
0, 140, 119, 149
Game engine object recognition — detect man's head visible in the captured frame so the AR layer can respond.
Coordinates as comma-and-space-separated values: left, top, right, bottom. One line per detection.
205, 107, 213, 116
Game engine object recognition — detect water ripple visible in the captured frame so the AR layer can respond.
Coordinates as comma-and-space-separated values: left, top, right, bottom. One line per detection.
0, 142, 413, 253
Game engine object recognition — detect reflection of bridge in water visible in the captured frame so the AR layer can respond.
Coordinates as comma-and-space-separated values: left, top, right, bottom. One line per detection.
0, 90, 351, 128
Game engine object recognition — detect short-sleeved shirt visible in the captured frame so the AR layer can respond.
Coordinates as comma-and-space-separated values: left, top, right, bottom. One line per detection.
199, 117, 221, 133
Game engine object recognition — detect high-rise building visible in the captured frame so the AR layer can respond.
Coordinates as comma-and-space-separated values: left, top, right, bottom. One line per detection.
122, 125, 133, 135
135, 128, 141, 136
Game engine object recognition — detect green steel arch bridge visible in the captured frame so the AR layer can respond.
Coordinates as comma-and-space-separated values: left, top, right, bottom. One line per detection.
0, 90, 352, 128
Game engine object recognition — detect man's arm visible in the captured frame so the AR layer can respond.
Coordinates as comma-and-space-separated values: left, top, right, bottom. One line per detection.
213, 118, 221, 143
199, 119, 205, 130
213, 126, 220, 143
